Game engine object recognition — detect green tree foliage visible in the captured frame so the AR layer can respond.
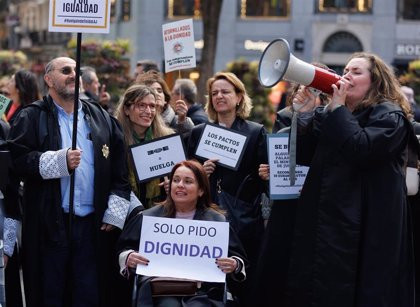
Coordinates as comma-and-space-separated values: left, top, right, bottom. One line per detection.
67, 38, 132, 101
399, 59, 420, 103
0, 50, 27, 76
226, 58, 274, 131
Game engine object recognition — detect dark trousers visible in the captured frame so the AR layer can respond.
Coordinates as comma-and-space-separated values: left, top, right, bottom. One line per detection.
41, 213, 99, 307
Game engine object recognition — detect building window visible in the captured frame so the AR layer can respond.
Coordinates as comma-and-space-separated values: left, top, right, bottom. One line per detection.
318, 0, 372, 13
400, 0, 420, 20
240, 0, 289, 18
168, 0, 201, 19
110, 0, 116, 22
323, 31, 363, 53
121, 0, 131, 21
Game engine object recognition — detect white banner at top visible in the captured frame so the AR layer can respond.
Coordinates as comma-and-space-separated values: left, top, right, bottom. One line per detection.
48, 0, 111, 33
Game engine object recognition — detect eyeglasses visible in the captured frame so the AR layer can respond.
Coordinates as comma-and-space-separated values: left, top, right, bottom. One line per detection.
131, 102, 157, 112
54, 66, 76, 75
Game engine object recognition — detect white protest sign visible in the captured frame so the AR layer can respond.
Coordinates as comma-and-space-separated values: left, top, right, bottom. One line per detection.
162, 18, 196, 73
137, 216, 229, 282
268, 133, 309, 199
49, 0, 111, 33
130, 134, 186, 183
0, 95, 11, 118
195, 124, 248, 170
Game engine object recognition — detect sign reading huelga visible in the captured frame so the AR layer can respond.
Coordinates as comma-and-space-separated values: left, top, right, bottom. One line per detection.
195, 124, 248, 170
130, 134, 186, 183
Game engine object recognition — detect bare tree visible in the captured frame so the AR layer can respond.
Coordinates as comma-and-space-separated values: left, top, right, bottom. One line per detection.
197, 0, 223, 103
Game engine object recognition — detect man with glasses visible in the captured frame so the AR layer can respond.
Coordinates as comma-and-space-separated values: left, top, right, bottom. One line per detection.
7, 57, 132, 307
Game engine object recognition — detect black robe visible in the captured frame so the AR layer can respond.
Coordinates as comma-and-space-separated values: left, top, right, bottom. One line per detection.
7, 96, 131, 307
286, 102, 415, 307
255, 106, 298, 306
117, 204, 247, 306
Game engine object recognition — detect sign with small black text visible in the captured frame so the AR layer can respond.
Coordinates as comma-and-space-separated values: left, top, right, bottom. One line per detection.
130, 134, 186, 183
195, 124, 248, 170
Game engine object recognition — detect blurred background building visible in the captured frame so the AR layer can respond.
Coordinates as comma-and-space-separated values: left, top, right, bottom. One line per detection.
0, 0, 419, 76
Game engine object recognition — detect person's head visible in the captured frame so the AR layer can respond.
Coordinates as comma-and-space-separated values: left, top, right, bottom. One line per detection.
81, 66, 100, 96
342, 52, 411, 116
134, 60, 159, 78
136, 71, 171, 111
205, 72, 252, 122
172, 78, 197, 106
286, 63, 330, 108
0, 76, 11, 98
401, 86, 415, 105
7, 70, 41, 106
44, 57, 77, 102
161, 160, 223, 217
115, 84, 173, 145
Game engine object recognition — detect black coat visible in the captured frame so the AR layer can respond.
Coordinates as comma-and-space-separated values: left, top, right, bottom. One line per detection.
286, 102, 415, 307
187, 103, 209, 125
185, 118, 267, 264
7, 96, 131, 307
117, 204, 247, 307
255, 106, 299, 307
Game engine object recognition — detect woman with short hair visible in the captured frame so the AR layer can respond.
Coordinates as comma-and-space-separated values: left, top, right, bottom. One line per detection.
186, 72, 268, 306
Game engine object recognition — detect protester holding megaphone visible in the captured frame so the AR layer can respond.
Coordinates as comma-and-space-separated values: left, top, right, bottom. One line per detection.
280, 52, 417, 307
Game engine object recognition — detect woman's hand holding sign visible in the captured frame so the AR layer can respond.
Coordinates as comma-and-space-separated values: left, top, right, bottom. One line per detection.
203, 158, 219, 177
216, 257, 239, 274
126, 252, 149, 269
258, 164, 270, 181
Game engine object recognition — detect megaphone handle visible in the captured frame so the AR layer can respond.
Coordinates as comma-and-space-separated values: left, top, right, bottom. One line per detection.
289, 112, 297, 186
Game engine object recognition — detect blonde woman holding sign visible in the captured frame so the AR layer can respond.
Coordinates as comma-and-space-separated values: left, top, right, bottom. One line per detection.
186, 72, 268, 307
117, 160, 246, 306
115, 84, 174, 209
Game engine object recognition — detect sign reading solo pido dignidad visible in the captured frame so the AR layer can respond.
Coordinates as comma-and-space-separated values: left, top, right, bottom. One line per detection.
49, 0, 111, 33
137, 216, 229, 282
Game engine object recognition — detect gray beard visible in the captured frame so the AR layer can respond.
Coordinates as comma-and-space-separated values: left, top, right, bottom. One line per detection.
54, 82, 75, 101
58, 91, 75, 101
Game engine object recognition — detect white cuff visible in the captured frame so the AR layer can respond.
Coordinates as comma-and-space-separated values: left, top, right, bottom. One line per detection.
39, 148, 70, 179
231, 256, 246, 282
4, 218, 19, 257
102, 194, 130, 229
119, 249, 135, 276
128, 192, 144, 216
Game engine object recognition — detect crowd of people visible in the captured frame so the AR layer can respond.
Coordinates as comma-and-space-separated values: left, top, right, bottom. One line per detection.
0, 52, 419, 307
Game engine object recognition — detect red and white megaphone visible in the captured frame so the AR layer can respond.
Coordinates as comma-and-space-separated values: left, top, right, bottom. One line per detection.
258, 38, 341, 94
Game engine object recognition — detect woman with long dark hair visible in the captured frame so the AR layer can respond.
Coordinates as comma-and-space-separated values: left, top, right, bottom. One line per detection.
6, 70, 40, 125
117, 160, 247, 306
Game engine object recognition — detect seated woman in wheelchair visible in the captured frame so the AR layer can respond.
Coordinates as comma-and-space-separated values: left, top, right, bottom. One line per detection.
117, 160, 247, 306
